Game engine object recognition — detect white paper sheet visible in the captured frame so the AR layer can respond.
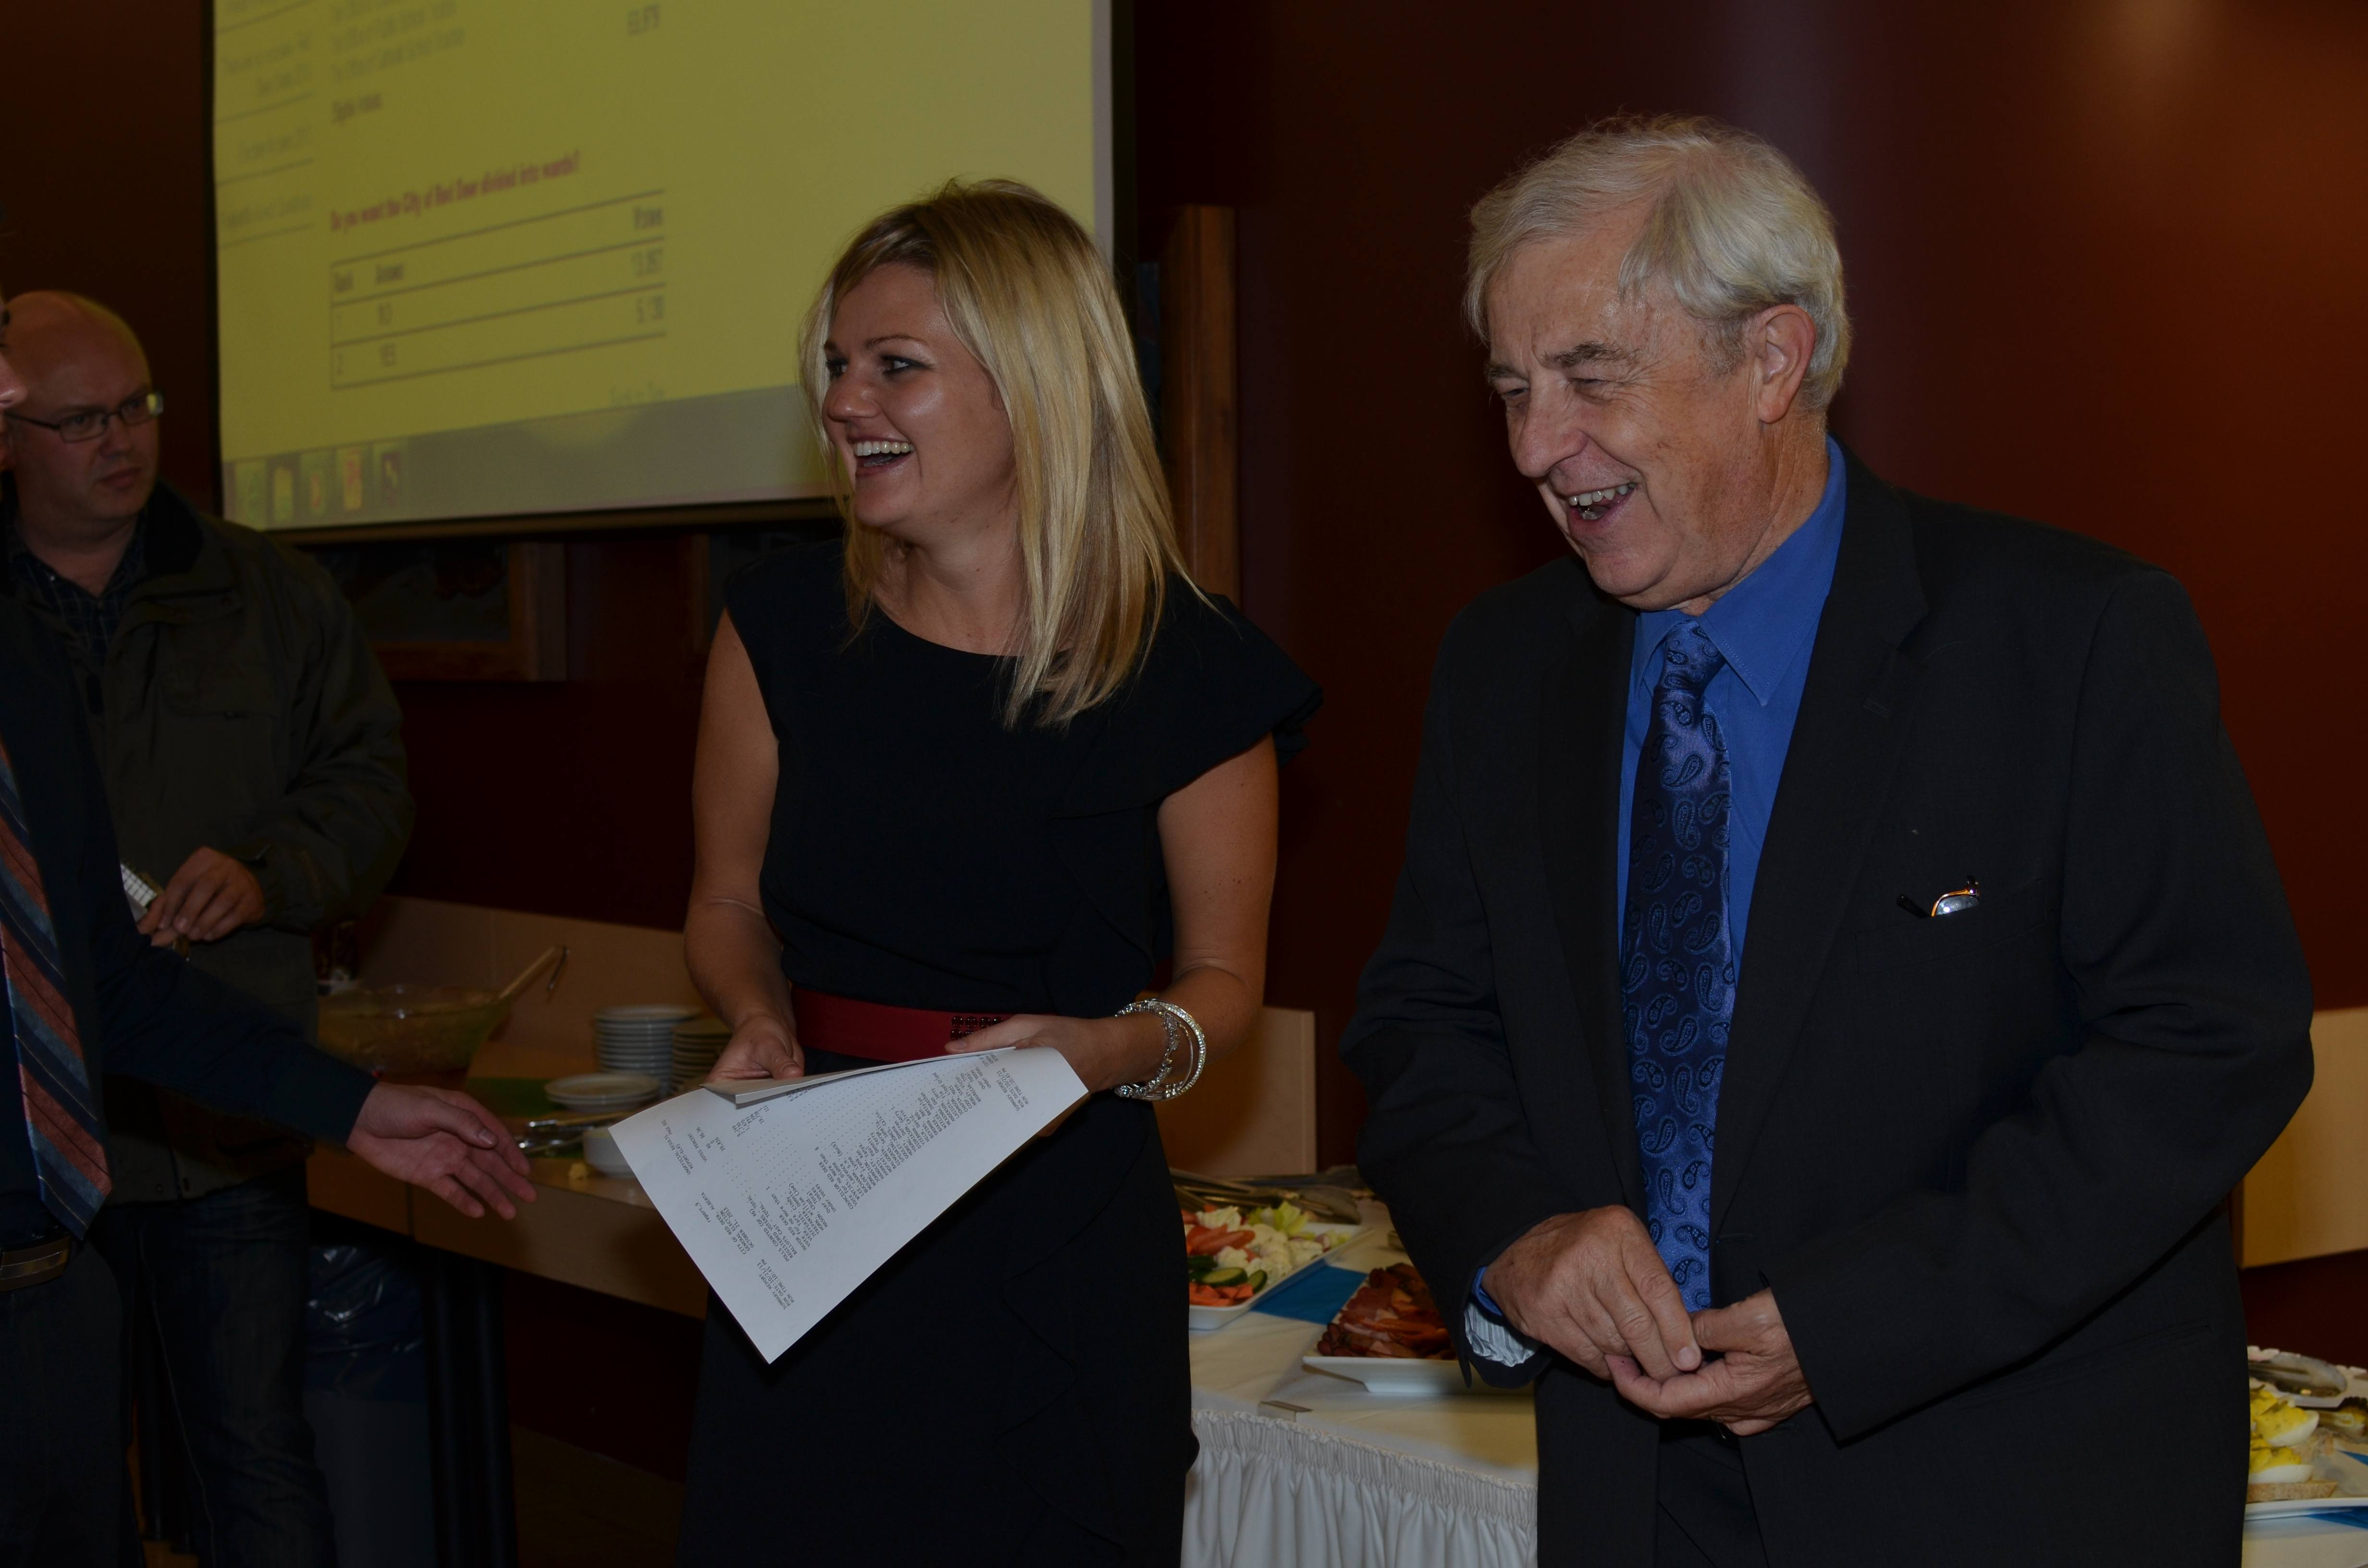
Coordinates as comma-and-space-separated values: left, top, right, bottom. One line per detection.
610, 1046, 1086, 1361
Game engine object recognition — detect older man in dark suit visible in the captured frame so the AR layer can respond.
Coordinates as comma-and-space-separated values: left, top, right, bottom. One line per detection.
1344, 115, 2311, 1567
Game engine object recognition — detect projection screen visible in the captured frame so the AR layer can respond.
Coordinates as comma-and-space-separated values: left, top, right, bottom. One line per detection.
211, 0, 1110, 530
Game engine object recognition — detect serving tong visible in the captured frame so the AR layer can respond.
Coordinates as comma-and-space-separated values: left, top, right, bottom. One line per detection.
514, 1107, 628, 1152
513, 1110, 629, 1157
1172, 1167, 1368, 1225
2250, 1348, 2356, 1403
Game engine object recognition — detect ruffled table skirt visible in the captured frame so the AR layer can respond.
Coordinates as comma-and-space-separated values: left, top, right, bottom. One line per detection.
1186, 1409, 1536, 1568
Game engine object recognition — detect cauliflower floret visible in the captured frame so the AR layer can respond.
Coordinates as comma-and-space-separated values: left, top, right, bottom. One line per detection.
1215, 1246, 1253, 1271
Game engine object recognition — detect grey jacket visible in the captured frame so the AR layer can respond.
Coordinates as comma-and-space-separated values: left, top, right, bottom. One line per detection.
6, 481, 411, 1200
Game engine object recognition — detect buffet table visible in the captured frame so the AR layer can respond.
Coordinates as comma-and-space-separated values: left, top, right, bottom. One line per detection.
1187, 1225, 1537, 1568
312, 1144, 1543, 1564
1183, 1225, 2366, 1568
311, 1089, 2363, 1568
2248, 1518, 2368, 1568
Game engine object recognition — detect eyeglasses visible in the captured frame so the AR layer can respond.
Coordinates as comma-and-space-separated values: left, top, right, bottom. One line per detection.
6, 390, 164, 443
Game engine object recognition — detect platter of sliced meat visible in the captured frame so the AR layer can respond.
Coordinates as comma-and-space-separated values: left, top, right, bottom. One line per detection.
1302, 1262, 1514, 1394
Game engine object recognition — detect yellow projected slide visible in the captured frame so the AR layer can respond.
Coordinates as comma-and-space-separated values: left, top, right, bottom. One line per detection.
213, 0, 1106, 528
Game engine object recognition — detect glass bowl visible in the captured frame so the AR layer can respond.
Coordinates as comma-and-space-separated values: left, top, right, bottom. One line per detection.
316, 985, 511, 1077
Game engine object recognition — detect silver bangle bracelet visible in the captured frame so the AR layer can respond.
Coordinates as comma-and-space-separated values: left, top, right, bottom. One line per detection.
1111, 999, 1177, 1099
1156, 1000, 1209, 1099
1111, 998, 1208, 1102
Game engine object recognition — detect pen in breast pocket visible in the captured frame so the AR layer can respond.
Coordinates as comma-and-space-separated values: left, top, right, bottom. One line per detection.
1897, 880, 1980, 919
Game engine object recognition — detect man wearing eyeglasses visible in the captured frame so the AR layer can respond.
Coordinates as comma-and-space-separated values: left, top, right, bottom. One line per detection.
0, 292, 411, 1568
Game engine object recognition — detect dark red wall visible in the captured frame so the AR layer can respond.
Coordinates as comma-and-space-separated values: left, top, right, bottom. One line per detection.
389, 535, 707, 927
2, 6, 220, 509
8, 3, 2366, 1348
1132, 0, 2368, 1161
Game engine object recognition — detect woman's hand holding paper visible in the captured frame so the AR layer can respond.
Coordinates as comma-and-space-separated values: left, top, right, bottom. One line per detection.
708, 1012, 804, 1082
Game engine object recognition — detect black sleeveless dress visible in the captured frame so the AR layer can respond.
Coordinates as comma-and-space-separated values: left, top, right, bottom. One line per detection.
677, 541, 1319, 1567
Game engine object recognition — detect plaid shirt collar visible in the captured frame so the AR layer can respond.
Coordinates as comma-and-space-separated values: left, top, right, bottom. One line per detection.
2, 495, 149, 673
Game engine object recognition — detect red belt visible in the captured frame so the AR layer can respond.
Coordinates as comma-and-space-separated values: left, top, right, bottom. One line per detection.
790, 989, 1010, 1063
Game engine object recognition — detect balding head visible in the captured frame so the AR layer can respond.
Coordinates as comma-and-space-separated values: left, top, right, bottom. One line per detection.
6, 291, 149, 380
1, 290, 162, 541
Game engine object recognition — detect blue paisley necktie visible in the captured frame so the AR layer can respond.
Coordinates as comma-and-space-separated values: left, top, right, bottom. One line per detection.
1621, 619, 1735, 1312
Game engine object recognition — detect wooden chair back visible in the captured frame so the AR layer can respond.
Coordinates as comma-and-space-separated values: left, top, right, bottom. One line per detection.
1154, 1005, 1317, 1177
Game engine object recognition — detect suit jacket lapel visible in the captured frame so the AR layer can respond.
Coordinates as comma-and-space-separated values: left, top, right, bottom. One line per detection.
0, 600, 102, 1063
1537, 574, 1643, 1209
1712, 451, 1930, 1233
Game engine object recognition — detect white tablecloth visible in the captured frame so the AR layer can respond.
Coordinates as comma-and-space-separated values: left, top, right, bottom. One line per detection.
2246, 1515, 2368, 1568
1179, 1218, 2363, 1568
1184, 1226, 1537, 1568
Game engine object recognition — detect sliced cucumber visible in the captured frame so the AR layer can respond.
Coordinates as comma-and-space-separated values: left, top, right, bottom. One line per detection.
1246, 1271, 1268, 1293
1185, 1254, 1221, 1277
1201, 1267, 1247, 1287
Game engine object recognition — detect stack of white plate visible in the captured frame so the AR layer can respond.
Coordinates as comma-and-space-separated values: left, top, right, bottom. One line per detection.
545, 1072, 663, 1114
594, 1004, 699, 1081
672, 1016, 732, 1091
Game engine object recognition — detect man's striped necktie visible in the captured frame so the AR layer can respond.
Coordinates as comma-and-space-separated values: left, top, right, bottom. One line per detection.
0, 735, 111, 1236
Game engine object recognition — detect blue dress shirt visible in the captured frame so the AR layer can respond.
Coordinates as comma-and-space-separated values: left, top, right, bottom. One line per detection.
1469, 437, 1847, 1348
1616, 438, 1848, 959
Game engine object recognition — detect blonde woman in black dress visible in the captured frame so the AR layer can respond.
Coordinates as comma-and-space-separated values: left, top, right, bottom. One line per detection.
678, 181, 1318, 1564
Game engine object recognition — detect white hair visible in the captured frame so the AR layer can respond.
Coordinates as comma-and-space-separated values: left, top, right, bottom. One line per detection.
1467, 115, 1852, 409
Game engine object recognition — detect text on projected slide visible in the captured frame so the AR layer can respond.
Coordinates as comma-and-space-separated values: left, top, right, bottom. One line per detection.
329, 178, 667, 389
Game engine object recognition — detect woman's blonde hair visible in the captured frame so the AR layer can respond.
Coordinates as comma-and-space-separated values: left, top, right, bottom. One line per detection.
800, 178, 1188, 727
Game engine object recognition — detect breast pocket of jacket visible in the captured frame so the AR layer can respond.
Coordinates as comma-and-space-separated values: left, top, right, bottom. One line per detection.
164, 658, 278, 720
1849, 877, 2054, 973
160, 660, 285, 821
1834, 878, 2064, 1128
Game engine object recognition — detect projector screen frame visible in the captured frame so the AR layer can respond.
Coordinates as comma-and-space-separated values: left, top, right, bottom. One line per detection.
268, 494, 837, 549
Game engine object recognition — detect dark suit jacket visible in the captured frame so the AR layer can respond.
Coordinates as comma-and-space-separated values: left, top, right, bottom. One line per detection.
1344, 450, 2312, 1567
0, 592, 374, 1239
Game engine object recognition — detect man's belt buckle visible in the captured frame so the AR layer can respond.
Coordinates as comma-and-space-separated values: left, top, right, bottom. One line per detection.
0, 1235, 72, 1292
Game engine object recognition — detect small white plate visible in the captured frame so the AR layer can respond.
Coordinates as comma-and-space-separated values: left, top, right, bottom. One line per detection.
1300, 1355, 1514, 1396
546, 1072, 663, 1110
1185, 1223, 1364, 1332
